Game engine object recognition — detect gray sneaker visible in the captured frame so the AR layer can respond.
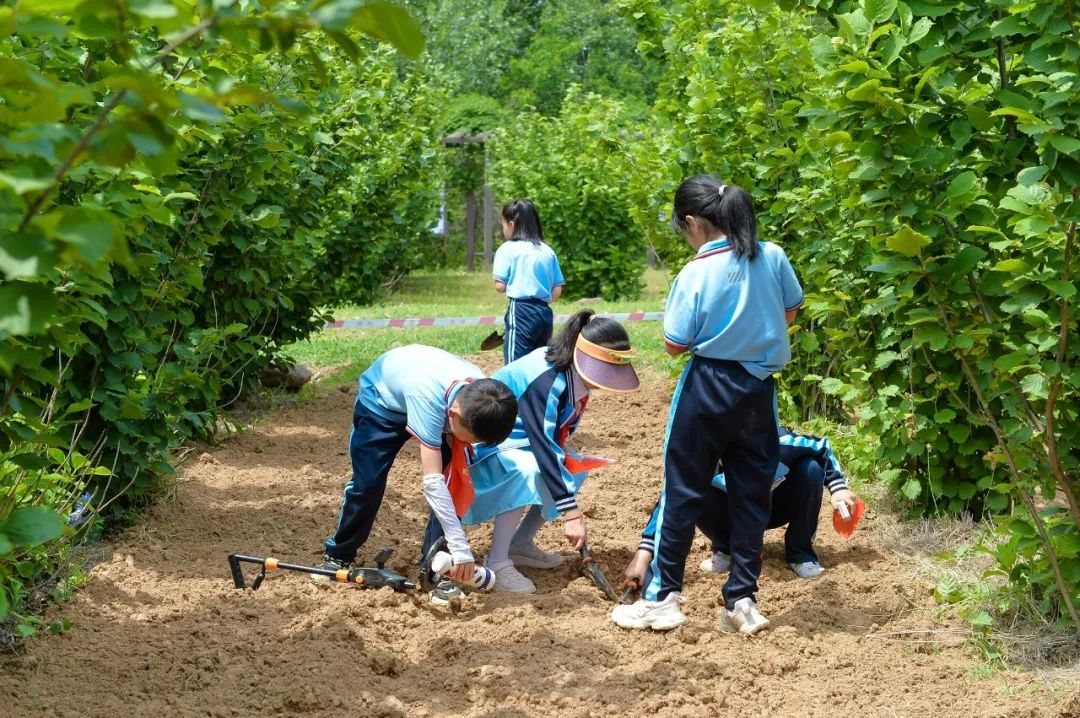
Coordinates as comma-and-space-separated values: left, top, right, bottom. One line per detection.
312, 555, 351, 583
699, 551, 731, 574
487, 560, 536, 594
508, 541, 565, 569
429, 577, 464, 607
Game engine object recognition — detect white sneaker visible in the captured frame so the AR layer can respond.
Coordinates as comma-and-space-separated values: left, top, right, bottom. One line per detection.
508, 541, 565, 569
699, 551, 731, 574
790, 561, 824, 579
487, 560, 536, 594
610, 592, 687, 631
720, 597, 769, 635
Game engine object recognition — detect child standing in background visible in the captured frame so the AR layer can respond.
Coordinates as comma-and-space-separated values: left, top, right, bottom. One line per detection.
493, 199, 565, 364
611, 176, 803, 634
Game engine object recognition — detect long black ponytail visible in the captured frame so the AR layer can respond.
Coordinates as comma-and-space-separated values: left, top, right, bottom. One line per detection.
545, 309, 632, 371
670, 174, 759, 260
501, 198, 544, 244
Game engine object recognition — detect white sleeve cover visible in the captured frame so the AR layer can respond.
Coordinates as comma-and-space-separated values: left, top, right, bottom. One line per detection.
421, 473, 474, 563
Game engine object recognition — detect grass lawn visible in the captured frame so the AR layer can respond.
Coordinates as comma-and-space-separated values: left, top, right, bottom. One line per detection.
284, 268, 682, 386
330, 268, 671, 319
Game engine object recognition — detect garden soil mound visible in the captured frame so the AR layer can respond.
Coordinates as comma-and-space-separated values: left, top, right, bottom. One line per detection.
2, 363, 1075, 717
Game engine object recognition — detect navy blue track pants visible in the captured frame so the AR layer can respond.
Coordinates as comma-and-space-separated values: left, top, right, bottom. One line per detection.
503, 297, 553, 364
324, 400, 450, 564
699, 456, 825, 565
643, 357, 779, 608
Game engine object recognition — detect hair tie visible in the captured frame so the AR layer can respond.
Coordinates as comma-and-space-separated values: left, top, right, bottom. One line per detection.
718, 184, 727, 196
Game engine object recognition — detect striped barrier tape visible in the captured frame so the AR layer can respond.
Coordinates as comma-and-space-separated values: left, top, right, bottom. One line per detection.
323, 311, 665, 330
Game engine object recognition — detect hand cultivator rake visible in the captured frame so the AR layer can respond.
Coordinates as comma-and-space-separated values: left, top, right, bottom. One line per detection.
228, 544, 623, 603
227, 546, 417, 592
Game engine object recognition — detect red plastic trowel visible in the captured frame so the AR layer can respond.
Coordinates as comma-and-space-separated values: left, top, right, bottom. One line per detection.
832, 498, 866, 540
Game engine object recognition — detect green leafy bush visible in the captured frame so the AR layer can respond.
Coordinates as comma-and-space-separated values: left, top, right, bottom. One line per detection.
311, 62, 444, 303
0, 0, 435, 622
501, 0, 660, 115
617, 0, 1080, 628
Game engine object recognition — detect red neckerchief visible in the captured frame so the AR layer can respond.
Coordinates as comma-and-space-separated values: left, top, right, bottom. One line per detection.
556, 394, 589, 448
555, 395, 614, 473
445, 437, 474, 517
443, 379, 475, 517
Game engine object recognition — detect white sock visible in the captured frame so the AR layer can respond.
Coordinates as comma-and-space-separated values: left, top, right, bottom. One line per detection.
511, 505, 547, 546
489, 506, 526, 566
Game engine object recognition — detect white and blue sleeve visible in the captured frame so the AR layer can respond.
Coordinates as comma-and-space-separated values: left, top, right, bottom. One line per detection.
493, 243, 512, 284
776, 247, 804, 311
663, 272, 696, 349
404, 392, 445, 449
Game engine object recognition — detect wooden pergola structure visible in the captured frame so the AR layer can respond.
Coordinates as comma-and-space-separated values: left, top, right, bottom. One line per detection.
442, 130, 494, 271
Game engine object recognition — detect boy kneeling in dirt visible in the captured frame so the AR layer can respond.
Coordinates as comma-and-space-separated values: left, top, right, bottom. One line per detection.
317, 345, 517, 605
622, 425, 859, 630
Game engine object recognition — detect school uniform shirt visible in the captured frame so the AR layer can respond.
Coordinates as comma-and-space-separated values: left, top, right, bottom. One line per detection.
357, 344, 484, 449
663, 238, 803, 379
637, 426, 849, 553
492, 240, 565, 302
464, 348, 588, 521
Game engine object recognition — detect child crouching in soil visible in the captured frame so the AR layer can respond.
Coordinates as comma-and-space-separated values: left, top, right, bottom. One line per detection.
623, 425, 859, 602
317, 344, 517, 605
458, 310, 640, 593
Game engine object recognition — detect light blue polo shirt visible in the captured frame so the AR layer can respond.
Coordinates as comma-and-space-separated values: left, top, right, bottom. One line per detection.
663, 238, 803, 379
492, 240, 565, 302
357, 345, 484, 449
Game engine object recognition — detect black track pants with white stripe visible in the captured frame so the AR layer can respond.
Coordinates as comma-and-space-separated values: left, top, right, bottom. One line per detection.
503, 298, 553, 364
643, 357, 779, 609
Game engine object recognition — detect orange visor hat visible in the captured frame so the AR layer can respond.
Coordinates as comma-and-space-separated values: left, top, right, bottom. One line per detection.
572, 335, 640, 392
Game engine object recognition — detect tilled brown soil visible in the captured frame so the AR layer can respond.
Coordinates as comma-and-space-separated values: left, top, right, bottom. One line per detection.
2, 367, 1075, 717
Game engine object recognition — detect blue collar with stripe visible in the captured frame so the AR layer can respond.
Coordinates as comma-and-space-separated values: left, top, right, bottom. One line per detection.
696, 237, 730, 255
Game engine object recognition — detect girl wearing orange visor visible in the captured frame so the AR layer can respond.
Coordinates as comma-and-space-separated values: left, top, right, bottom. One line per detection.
459, 309, 640, 594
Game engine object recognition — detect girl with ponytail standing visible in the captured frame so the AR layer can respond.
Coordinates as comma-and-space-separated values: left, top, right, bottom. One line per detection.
493, 199, 565, 364
460, 310, 640, 593
612, 176, 803, 634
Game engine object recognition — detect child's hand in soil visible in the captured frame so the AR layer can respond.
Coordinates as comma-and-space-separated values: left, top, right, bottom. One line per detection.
563, 509, 587, 550
624, 549, 652, 586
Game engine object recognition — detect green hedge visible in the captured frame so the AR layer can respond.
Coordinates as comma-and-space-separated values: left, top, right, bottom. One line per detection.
0, 0, 437, 623
617, 0, 1080, 627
